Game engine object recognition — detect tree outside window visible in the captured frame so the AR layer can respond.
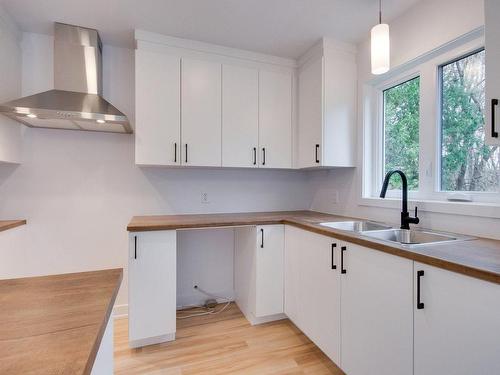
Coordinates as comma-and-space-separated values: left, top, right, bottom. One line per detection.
383, 77, 420, 190
440, 49, 500, 192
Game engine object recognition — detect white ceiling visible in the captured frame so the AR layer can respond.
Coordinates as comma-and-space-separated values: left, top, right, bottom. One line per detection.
1, 0, 420, 58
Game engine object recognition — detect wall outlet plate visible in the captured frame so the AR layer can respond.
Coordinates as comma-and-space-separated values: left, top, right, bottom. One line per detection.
201, 192, 210, 204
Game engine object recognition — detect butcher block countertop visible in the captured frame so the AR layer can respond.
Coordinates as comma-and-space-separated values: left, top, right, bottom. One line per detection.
0, 219, 26, 233
128, 210, 500, 285
0, 268, 122, 375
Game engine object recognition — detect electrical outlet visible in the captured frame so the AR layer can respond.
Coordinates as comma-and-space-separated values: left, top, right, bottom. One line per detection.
201, 192, 210, 204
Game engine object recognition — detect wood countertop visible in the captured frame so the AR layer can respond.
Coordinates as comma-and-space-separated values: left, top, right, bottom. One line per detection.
0, 268, 123, 375
0, 219, 26, 233
128, 211, 500, 285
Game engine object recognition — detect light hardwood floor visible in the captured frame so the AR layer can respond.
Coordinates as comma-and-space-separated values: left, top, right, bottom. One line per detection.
114, 303, 344, 374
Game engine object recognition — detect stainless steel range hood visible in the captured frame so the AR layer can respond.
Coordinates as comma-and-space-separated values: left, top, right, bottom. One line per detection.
0, 23, 132, 134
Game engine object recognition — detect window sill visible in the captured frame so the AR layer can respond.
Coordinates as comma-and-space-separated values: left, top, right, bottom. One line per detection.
359, 197, 500, 219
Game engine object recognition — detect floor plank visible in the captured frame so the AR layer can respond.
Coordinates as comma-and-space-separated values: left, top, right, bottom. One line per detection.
114, 303, 344, 375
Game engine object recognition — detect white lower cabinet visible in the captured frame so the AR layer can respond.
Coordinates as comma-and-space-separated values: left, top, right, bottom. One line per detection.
414, 262, 500, 375
235, 224, 285, 325
284, 226, 341, 364
91, 317, 114, 374
128, 230, 177, 348
340, 242, 414, 375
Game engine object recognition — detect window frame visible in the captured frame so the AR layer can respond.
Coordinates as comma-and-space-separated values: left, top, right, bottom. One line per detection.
363, 32, 500, 207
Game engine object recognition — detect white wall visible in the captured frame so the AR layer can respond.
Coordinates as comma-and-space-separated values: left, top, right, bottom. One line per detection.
0, 4, 23, 164
177, 228, 235, 308
0, 31, 312, 310
309, 0, 500, 240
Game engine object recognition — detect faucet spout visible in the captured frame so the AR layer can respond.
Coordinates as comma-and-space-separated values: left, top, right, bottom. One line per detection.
380, 170, 419, 230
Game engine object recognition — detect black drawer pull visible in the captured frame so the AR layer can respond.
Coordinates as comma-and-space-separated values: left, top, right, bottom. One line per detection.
315, 144, 320, 163
134, 236, 137, 259
340, 246, 347, 274
331, 243, 337, 270
185, 144, 188, 163
174, 143, 177, 163
492, 99, 499, 138
253, 147, 257, 165
260, 228, 264, 248
417, 270, 424, 309
262, 148, 266, 165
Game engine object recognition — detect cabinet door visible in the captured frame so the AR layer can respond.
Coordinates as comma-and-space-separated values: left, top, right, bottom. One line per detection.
299, 231, 341, 364
128, 231, 176, 347
258, 70, 292, 169
414, 263, 500, 374
341, 243, 413, 375
485, 0, 500, 145
181, 58, 222, 166
222, 65, 259, 167
255, 225, 284, 317
284, 225, 302, 326
135, 49, 180, 165
284, 226, 341, 364
298, 56, 323, 168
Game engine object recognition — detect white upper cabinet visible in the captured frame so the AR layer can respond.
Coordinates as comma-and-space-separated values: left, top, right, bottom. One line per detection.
134, 32, 301, 169
298, 57, 323, 168
340, 242, 413, 375
258, 70, 293, 169
485, 0, 500, 145
414, 263, 500, 375
181, 58, 222, 167
297, 39, 356, 168
222, 64, 259, 168
0, 13, 24, 164
135, 49, 181, 166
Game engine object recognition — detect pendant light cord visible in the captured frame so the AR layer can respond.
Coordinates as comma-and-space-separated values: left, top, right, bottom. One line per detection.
379, 0, 382, 24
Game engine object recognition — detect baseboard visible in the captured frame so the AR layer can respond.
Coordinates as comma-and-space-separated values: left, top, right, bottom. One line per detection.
235, 300, 287, 326
113, 304, 128, 318
129, 333, 176, 349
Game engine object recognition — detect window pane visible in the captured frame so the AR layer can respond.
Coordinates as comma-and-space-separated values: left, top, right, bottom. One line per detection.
383, 77, 420, 190
440, 50, 500, 192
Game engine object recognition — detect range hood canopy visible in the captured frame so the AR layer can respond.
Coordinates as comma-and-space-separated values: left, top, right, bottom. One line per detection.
0, 23, 132, 134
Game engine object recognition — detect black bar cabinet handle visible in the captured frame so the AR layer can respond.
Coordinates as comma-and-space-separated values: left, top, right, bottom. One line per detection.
262, 148, 266, 165
260, 228, 264, 248
492, 99, 499, 138
417, 270, 424, 309
134, 236, 137, 259
341, 246, 347, 274
174, 143, 177, 163
331, 243, 337, 270
253, 147, 257, 165
185, 144, 188, 163
315, 144, 320, 163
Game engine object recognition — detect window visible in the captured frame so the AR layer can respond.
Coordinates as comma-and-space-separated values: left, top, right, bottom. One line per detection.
383, 77, 420, 190
365, 32, 500, 209
440, 49, 500, 192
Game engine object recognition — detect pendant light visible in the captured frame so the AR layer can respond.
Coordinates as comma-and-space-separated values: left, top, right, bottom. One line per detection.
371, 0, 390, 75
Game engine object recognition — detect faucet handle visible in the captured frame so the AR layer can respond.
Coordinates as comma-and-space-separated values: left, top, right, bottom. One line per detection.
414, 206, 418, 218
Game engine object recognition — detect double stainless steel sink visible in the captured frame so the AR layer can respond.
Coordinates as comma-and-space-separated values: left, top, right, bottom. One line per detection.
320, 221, 391, 232
320, 220, 472, 247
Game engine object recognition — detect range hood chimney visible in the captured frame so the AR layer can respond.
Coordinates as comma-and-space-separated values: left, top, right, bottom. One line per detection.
0, 23, 132, 134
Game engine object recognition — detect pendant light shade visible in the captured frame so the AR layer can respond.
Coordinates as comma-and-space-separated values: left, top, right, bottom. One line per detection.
371, 23, 390, 75
371, 0, 390, 75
